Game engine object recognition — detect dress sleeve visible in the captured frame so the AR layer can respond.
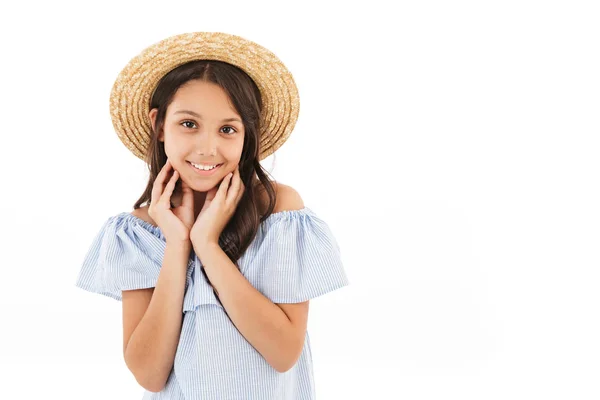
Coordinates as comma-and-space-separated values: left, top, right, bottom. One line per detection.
74, 213, 178, 302
242, 208, 350, 303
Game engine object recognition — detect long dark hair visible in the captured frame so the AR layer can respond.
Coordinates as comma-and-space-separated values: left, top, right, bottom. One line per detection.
133, 60, 278, 267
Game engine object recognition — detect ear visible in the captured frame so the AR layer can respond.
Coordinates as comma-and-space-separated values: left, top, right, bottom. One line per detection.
149, 108, 163, 142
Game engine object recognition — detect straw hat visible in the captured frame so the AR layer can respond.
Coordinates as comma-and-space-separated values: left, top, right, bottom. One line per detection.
109, 31, 300, 161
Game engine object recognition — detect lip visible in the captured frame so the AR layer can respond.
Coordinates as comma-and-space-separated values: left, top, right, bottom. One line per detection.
187, 161, 222, 176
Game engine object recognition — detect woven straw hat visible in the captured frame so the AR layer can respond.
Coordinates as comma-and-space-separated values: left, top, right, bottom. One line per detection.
109, 31, 300, 161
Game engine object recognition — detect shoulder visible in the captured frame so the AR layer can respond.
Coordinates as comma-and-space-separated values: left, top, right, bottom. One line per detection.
130, 205, 158, 228
271, 182, 305, 213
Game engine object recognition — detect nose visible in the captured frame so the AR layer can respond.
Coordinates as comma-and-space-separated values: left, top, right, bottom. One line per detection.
196, 131, 217, 156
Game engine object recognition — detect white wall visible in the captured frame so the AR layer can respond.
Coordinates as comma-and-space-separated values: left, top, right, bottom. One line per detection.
1, 0, 599, 398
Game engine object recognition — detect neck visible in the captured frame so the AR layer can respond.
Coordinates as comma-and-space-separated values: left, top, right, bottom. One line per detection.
193, 191, 207, 219
170, 188, 207, 219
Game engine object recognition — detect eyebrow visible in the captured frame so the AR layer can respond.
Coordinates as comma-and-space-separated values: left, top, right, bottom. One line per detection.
173, 110, 242, 123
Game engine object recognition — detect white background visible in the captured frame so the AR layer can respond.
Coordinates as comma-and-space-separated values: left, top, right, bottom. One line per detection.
1, 0, 599, 398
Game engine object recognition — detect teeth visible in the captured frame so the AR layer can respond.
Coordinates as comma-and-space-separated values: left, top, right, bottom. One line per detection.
190, 162, 218, 171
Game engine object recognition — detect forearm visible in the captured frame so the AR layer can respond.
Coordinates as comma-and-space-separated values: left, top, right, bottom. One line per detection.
125, 241, 191, 392
197, 243, 297, 373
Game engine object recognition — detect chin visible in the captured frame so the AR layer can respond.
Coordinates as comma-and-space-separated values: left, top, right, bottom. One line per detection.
187, 176, 223, 192
188, 180, 216, 190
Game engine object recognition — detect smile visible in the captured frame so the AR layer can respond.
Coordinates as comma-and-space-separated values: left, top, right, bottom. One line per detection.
187, 161, 223, 176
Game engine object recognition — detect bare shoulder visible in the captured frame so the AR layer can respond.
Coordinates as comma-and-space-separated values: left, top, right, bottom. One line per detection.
130, 205, 158, 228
272, 182, 305, 213
256, 181, 305, 214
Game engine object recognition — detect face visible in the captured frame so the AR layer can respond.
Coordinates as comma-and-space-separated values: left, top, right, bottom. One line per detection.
149, 80, 245, 192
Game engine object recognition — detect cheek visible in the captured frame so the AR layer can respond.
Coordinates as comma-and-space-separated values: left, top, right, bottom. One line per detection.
226, 137, 245, 160
163, 135, 186, 156
162, 147, 188, 173
225, 152, 243, 169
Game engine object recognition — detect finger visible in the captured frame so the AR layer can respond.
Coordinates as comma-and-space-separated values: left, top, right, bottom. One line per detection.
200, 186, 218, 212
235, 174, 245, 204
157, 159, 172, 182
217, 172, 233, 201
226, 168, 242, 205
180, 179, 194, 210
160, 169, 179, 205
204, 184, 218, 203
151, 159, 172, 204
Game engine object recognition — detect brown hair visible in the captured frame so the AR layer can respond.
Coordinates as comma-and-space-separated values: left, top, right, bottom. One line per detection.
133, 60, 278, 267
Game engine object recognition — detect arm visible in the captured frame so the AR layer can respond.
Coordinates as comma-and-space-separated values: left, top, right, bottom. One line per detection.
123, 241, 191, 392
198, 242, 309, 373
195, 184, 309, 373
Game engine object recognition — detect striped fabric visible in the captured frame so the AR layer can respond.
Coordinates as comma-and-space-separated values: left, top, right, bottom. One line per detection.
75, 207, 349, 399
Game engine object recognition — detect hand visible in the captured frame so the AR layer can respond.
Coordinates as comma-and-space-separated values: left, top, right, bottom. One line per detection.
190, 165, 245, 250
148, 158, 195, 244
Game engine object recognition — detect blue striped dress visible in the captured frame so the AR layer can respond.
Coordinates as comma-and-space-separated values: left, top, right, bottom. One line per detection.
75, 206, 349, 399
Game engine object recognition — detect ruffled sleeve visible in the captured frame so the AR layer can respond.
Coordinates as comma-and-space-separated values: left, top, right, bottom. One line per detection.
74, 212, 194, 302
241, 207, 349, 303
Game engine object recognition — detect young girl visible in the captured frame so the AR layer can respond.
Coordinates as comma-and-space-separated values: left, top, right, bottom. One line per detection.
75, 32, 349, 399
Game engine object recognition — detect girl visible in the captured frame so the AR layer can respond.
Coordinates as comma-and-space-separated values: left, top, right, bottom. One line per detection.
75, 32, 349, 399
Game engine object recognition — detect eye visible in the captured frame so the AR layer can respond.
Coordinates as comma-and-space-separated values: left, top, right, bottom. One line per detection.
181, 120, 196, 129
221, 126, 237, 135
180, 121, 237, 134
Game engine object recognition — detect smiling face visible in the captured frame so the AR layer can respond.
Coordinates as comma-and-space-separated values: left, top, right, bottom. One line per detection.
149, 79, 245, 193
